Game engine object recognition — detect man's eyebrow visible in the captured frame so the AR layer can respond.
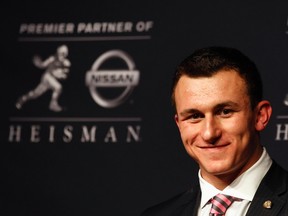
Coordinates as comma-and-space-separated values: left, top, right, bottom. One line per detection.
213, 101, 240, 110
179, 101, 240, 116
179, 108, 199, 117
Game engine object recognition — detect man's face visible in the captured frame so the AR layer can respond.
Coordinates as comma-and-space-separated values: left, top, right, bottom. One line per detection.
174, 70, 266, 183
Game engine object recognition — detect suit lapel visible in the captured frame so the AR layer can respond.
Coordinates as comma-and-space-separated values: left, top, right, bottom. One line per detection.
174, 185, 201, 216
191, 190, 201, 216
246, 162, 288, 216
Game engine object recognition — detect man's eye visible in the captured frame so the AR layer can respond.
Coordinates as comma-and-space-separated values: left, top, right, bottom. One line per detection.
190, 113, 203, 119
221, 109, 233, 116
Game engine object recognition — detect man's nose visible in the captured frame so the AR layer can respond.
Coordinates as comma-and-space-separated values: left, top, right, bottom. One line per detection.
201, 117, 221, 144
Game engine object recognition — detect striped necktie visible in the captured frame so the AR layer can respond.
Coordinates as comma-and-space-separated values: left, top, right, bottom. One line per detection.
209, 193, 240, 216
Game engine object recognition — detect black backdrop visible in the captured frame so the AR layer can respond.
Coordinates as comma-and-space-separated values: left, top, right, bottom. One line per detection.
2, 1, 288, 216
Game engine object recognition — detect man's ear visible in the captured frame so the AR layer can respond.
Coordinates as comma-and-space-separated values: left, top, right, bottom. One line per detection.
174, 114, 179, 127
255, 100, 272, 131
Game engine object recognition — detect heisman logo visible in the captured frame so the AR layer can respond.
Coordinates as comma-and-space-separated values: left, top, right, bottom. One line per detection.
85, 50, 140, 108
15, 44, 71, 112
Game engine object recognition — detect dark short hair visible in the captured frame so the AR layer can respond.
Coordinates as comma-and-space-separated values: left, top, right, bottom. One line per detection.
171, 46, 263, 109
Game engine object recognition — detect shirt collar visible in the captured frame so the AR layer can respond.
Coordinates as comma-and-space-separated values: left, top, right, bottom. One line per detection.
199, 147, 272, 209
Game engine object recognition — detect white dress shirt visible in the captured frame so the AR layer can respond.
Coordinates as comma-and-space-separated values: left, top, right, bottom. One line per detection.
197, 147, 272, 216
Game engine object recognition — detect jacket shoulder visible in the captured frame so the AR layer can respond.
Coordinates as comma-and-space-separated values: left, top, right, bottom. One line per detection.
141, 187, 199, 216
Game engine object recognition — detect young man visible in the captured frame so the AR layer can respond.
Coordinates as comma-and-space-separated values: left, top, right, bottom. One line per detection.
142, 47, 288, 215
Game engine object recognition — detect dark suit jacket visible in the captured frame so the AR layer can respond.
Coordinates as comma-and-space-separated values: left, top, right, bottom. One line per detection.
141, 161, 288, 216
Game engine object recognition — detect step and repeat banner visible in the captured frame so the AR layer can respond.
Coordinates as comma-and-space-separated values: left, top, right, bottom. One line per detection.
2, 1, 288, 216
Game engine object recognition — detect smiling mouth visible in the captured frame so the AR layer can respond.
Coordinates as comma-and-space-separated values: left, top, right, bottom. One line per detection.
199, 144, 229, 149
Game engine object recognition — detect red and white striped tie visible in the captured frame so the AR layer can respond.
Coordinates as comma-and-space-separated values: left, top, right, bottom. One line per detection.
209, 193, 241, 216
